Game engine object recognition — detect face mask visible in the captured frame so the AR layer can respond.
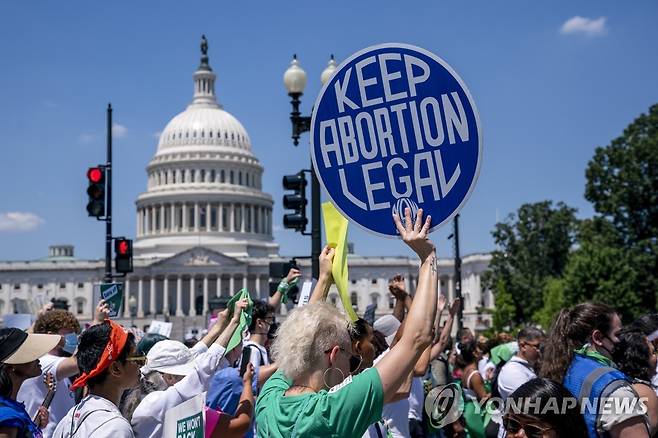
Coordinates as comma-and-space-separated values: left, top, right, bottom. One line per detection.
62, 333, 78, 355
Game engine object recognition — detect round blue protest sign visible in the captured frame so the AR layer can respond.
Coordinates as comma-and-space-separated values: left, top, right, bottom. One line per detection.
311, 43, 482, 237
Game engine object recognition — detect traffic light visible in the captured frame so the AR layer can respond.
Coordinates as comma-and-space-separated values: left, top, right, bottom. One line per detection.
86, 166, 106, 218
282, 172, 307, 231
114, 238, 133, 274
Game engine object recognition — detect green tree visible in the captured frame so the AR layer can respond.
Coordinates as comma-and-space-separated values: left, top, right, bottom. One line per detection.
492, 279, 515, 332
533, 277, 566, 330
560, 241, 642, 322
484, 201, 578, 325
584, 104, 658, 311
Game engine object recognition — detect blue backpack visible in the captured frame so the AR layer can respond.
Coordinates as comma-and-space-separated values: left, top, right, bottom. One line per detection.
563, 353, 631, 438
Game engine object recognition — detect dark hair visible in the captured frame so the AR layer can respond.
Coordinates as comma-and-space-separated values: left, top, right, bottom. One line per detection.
137, 333, 168, 356
371, 330, 389, 358
459, 340, 480, 365
33, 309, 81, 335
350, 318, 371, 343
458, 327, 473, 342
540, 303, 617, 382
482, 338, 500, 355
0, 364, 11, 398
77, 322, 134, 387
249, 300, 274, 331
629, 314, 658, 337
517, 326, 545, 343
507, 378, 588, 438
613, 329, 654, 382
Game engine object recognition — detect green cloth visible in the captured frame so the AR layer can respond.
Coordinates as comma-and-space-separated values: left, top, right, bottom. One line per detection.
255, 368, 384, 437
574, 345, 617, 368
489, 341, 518, 365
277, 276, 299, 304
226, 289, 253, 352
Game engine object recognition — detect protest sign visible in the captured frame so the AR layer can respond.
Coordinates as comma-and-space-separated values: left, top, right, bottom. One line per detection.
99, 282, 124, 318
296, 281, 315, 307
148, 320, 173, 337
311, 43, 482, 237
164, 393, 205, 438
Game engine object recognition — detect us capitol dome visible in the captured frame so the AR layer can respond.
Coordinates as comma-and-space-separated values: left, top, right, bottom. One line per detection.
134, 35, 277, 258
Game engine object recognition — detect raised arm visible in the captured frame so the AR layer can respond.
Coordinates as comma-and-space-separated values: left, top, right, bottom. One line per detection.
211, 364, 256, 438
413, 294, 446, 376
389, 275, 408, 322
309, 245, 335, 304
375, 208, 438, 404
200, 308, 230, 348
268, 268, 301, 310
215, 299, 248, 348
431, 298, 460, 360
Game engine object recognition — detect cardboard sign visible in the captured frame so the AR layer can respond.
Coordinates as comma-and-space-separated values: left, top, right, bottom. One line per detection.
147, 320, 173, 337
311, 43, 482, 237
164, 392, 205, 438
296, 281, 315, 307
99, 282, 124, 318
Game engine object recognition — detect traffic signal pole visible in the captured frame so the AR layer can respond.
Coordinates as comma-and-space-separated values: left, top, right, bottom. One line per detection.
104, 104, 113, 283
453, 214, 463, 333
310, 167, 321, 280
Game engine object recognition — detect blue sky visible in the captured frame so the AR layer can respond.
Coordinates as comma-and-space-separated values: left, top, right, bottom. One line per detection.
0, 1, 656, 262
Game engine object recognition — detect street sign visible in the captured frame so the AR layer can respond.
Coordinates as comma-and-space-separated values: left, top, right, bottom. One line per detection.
311, 43, 482, 237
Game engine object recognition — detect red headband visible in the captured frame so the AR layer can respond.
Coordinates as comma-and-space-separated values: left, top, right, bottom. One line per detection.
71, 320, 129, 390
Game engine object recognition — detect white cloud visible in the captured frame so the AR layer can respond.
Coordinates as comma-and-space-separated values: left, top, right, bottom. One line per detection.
560, 16, 607, 36
112, 123, 128, 138
0, 212, 44, 232
78, 133, 96, 144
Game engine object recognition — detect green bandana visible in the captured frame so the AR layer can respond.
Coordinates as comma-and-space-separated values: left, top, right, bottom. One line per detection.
277, 276, 299, 304
574, 345, 617, 368
226, 289, 253, 352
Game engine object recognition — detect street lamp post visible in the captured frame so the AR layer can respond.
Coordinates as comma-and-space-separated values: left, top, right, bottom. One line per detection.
128, 295, 137, 328
283, 55, 337, 280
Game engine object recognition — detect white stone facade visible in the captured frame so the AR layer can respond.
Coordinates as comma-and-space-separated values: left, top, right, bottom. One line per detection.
0, 38, 493, 337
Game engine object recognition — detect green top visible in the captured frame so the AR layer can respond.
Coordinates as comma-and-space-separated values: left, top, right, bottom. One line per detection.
255, 368, 384, 438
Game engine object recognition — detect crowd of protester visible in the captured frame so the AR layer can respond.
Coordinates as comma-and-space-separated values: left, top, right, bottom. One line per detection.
1, 209, 657, 437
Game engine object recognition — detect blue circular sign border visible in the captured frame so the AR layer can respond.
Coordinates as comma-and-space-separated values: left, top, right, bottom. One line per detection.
310, 42, 483, 239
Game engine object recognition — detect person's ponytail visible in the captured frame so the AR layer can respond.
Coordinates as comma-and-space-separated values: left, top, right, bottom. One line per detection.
539, 303, 617, 382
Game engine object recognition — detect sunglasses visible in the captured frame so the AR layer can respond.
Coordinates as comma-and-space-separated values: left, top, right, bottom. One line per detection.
503, 416, 553, 438
324, 347, 363, 373
125, 355, 148, 367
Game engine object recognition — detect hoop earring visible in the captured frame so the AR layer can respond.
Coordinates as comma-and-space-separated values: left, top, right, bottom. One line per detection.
322, 366, 345, 389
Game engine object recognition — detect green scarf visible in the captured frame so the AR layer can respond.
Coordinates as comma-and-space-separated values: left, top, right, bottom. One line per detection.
226, 289, 253, 352
574, 344, 617, 368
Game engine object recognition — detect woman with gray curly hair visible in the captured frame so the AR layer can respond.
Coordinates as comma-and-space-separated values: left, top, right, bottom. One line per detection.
255, 209, 439, 437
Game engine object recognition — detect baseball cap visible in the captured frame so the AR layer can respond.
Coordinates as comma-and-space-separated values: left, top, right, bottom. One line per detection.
373, 315, 401, 346
142, 340, 196, 376
0, 328, 60, 365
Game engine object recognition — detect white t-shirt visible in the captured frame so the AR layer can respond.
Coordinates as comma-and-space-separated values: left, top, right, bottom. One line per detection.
652, 362, 658, 397
52, 394, 134, 438
243, 340, 269, 367
408, 377, 424, 421
367, 349, 410, 438
496, 356, 536, 401
18, 354, 77, 438
131, 343, 227, 438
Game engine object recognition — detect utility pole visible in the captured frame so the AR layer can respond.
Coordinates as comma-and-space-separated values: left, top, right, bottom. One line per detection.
104, 104, 113, 283
453, 214, 463, 333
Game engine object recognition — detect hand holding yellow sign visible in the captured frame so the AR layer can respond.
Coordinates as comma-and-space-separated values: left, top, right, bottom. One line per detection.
322, 202, 358, 322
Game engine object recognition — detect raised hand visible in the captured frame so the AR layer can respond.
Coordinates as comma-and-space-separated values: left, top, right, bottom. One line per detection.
449, 298, 461, 316
438, 294, 447, 313
319, 245, 336, 280
285, 268, 301, 284
393, 208, 434, 261
92, 300, 110, 325
388, 274, 407, 300
232, 298, 249, 323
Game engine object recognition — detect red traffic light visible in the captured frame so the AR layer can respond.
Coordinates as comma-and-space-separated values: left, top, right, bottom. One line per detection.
87, 167, 104, 183
117, 240, 129, 255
